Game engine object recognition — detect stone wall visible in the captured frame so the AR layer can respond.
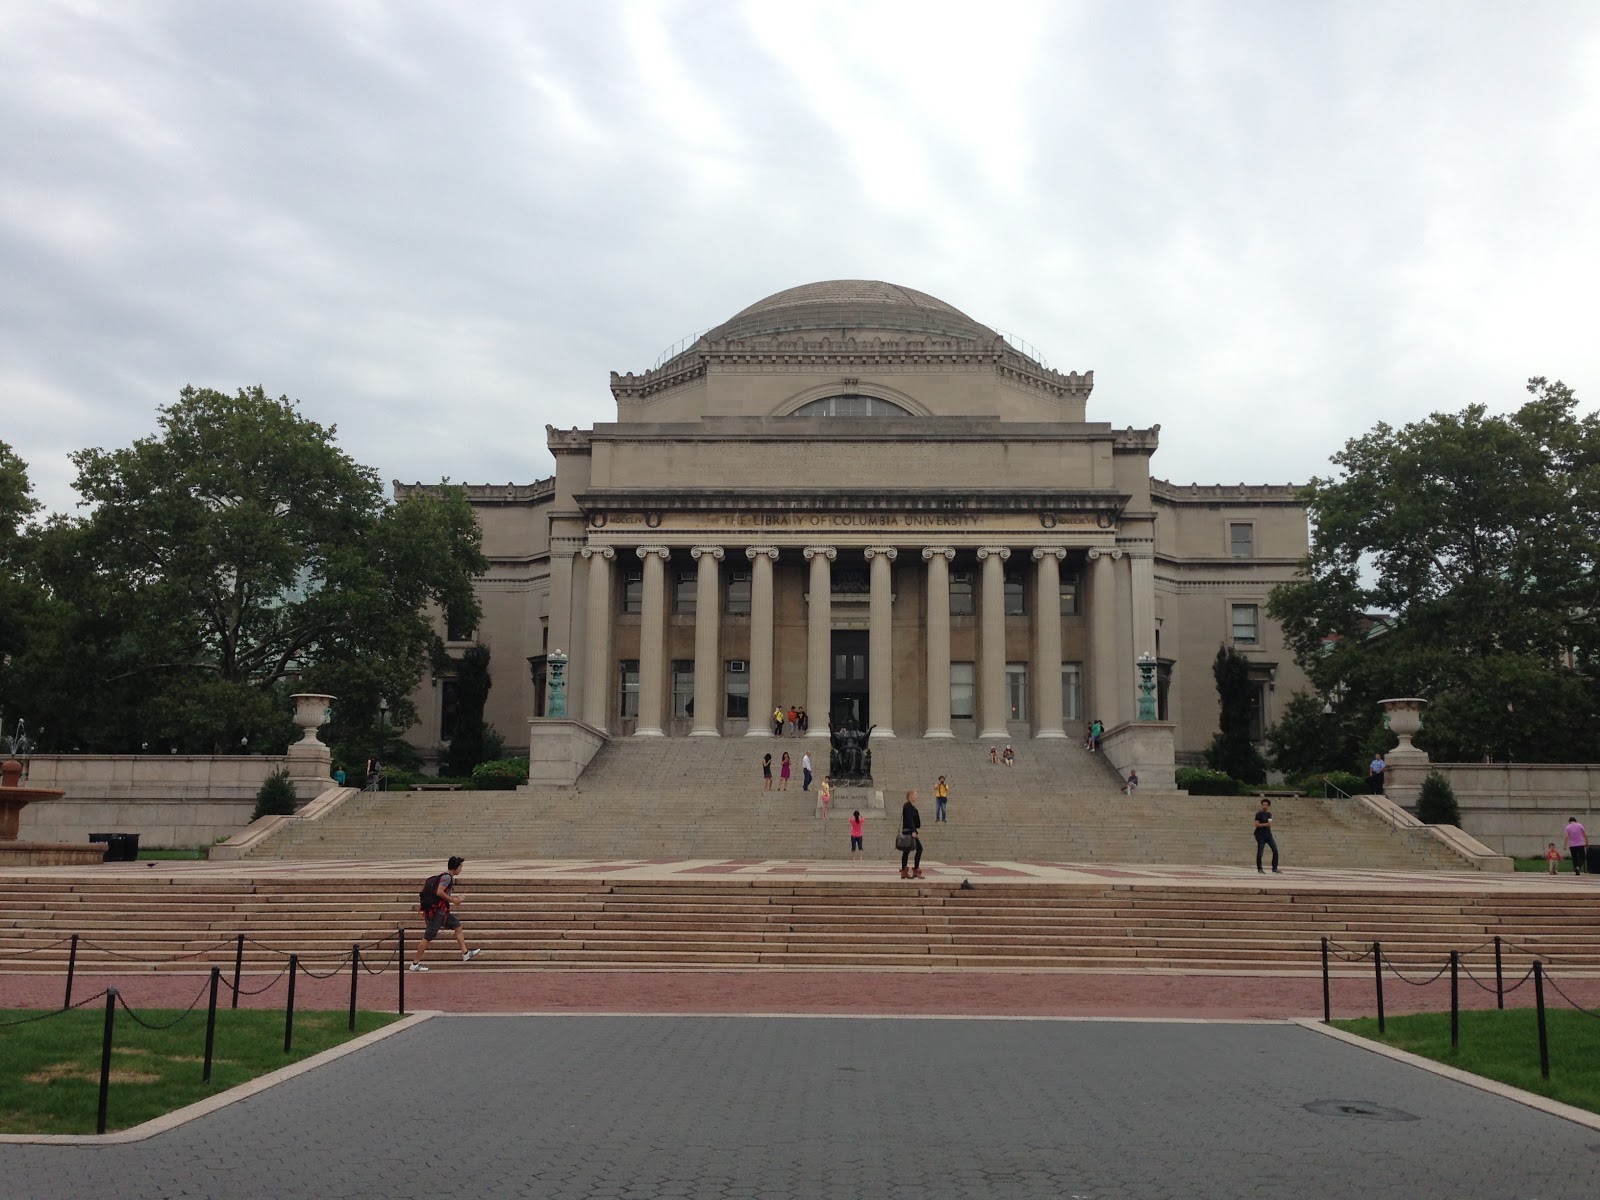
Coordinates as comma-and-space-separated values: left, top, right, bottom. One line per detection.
1386, 760, 1600, 858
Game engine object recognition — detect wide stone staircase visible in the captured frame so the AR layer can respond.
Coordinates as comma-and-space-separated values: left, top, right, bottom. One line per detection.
0, 874, 1591, 976
239, 736, 1470, 871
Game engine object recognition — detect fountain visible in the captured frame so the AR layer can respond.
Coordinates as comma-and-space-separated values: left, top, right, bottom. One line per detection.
0, 757, 108, 866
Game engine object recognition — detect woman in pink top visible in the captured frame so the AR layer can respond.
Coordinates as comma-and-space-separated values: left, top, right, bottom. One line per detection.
1565, 817, 1588, 875
779, 752, 791, 790
849, 810, 864, 861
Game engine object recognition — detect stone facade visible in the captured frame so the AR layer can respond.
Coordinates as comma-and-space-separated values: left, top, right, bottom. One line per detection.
400, 281, 1310, 762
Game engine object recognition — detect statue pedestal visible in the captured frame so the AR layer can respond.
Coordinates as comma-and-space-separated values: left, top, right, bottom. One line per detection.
526, 718, 609, 788
1099, 722, 1177, 790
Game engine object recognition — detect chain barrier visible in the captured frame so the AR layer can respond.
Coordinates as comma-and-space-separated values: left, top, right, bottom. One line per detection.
1536, 970, 1600, 1020
1501, 938, 1557, 963
359, 943, 398, 976
221, 962, 291, 997
76, 936, 235, 964
113, 976, 213, 1031
0, 935, 76, 959
1461, 958, 1537, 996
0, 989, 112, 1029
1326, 940, 1374, 963
1381, 957, 1452, 987
296, 951, 355, 981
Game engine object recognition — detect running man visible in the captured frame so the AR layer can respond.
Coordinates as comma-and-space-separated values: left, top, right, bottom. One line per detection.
410, 855, 483, 971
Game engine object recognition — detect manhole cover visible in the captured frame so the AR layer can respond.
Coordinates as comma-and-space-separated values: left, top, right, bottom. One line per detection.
1304, 1099, 1419, 1122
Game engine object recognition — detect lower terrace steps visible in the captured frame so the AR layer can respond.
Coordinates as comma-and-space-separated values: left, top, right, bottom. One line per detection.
1, 877, 1593, 976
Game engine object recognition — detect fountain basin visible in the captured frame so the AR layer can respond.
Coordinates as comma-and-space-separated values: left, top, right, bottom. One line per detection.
0, 758, 109, 866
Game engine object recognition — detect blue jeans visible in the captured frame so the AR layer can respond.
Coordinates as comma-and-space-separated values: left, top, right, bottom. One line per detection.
935, 798, 947, 821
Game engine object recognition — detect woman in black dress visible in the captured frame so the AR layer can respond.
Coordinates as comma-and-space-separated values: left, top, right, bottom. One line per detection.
899, 790, 923, 879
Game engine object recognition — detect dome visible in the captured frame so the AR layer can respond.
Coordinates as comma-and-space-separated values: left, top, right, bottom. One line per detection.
704, 280, 998, 344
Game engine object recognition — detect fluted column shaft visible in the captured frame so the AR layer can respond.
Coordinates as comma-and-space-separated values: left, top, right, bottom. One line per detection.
1032, 547, 1066, 738
977, 546, 1011, 740
580, 547, 614, 731
690, 546, 723, 736
744, 547, 778, 736
1130, 550, 1156, 661
634, 546, 670, 736
804, 546, 835, 738
922, 547, 955, 738
1087, 547, 1121, 729
865, 547, 897, 738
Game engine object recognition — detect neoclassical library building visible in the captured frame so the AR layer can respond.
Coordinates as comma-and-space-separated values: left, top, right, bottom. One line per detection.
401, 280, 1309, 765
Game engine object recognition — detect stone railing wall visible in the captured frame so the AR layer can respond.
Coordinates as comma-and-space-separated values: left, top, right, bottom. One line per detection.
1385, 760, 1600, 858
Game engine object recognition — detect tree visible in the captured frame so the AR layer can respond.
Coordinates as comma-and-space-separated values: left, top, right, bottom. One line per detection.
1415, 771, 1461, 826
10, 386, 487, 753
1268, 379, 1600, 765
1205, 645, 1267, 783
443, 643, 493, 776
0, 441, 41, 674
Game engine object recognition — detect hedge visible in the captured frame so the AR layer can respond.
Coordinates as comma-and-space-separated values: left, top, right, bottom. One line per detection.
1174, 767, 1243, 796
469, 757, 530, 791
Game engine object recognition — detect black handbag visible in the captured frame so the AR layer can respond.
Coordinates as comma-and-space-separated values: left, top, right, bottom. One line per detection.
894, 831, 915, 851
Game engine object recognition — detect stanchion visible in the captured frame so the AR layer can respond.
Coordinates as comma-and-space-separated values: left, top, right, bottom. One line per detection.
1320, 937, 1331, 1024
97, 987, 118, 1135
283, 954, 298, 1053
397, 928, 406, 1016
1534, 961, 1549, 1081
1373, 941, 1385, 1035
203, 967, 221, 1083
64, 933, 79, 1010
231, 933, 245, 1010
1449, 951, 1459, 1050
1494, 935, 1504, 1010
348, 942, 360, 1032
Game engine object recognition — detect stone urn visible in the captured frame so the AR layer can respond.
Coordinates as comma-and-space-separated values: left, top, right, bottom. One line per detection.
1377, 697, 1428, 761
290, 693, 335, 746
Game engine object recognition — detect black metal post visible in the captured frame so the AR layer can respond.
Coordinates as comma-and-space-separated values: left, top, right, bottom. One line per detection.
1534, 961, 1549, 1081
1373, 941, 1385, 1035
97, 988, 117, 1135
348, 943, 360, 1032
203, 967, 220, 1083
1320, 937, 1331, 1024
231, 933, 245, 1010
1450, 951, 1459, 1050
398, 928, 406, 1016
64, 933, 79, 1010
1494, 935, 1504, 1010
283, 954, 298, 1053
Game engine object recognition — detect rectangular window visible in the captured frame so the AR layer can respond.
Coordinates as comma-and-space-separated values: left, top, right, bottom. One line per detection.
670, 659, 694, 719
1231, 603, 1260, 644
446, 616, 475, 643
1229, 523, 1254, 559
1006, 662, 1029, 721
1059, 576, 1080, 616
620, 570, 642, 615
950, 661, 976, 719
1061, 662, 1083, 721
1248, 680, 1267, 742
726, 569, 751, 616
724, 661, 749, 719
673, 571, 697, 615
949, 571, 975, 616
619, 660, 639, 718
1003, 570, 1026, 616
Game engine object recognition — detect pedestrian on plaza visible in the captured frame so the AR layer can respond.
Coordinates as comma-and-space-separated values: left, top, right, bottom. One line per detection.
333, 766, 346, 786
779, 751, 791, 790
762, 753, 773, 791
1565, 816, 1588, 875
802, 750, 813, 792
1254, 799, 1280, 874
1123, 769, 1140, 795
818, 776, 832, 819
988, 746, 999, 765
1002, 745, 1015, 766
899, 790, 924, 879
849, 809, 864, 860
934, 776, 949, 822
410, 856, 482, 972
787, 706, 799, 737
773, 707, 785, 737
1546, 842, 1562, 875
1368, 753, 1387, 795
1089, 719, 1104, 752
798, 707, 809, 735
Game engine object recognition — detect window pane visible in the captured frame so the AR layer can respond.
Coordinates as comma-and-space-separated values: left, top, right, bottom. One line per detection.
1006, 663, 1028, 721
1231, 604, 1259, 643
619, 660, 640, 718
949, 572, 975, 616
1230, 523, 1254, 559
1004, 572, 1026, 616
950, 661, 975, 719
1059, 577, 1079, 616
674, 572, 697, 615
726, 569, 751, 615
1061, 663, 1083, 721
621, 571, 642, 615
724, 662, 750, 719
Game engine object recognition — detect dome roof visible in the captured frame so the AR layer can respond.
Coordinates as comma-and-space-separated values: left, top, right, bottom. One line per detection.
704, 280, 998, 344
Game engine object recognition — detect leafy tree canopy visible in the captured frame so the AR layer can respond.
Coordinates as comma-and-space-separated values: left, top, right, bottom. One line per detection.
1268, 378, 1600, 766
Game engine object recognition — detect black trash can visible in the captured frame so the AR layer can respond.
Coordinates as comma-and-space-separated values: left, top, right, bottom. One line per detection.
89, 833, 140, 862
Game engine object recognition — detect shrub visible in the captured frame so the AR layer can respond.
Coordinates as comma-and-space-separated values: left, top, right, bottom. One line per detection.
1416, 771, 1461, 825
381, 767, 418, 792
251, 768, 298, 821
469, 757, 529, 791
1175, 767, 1242, 796
1296, 771, 1366, 798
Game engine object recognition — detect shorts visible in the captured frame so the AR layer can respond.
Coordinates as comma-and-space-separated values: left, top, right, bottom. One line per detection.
850, 836, 863, 850
423, 910, 461, 941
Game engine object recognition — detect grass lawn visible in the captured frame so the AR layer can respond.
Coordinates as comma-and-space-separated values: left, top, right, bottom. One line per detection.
136, 847, 209, 861
0, 1007, 401, 1134
1334, 1009, 1600, 1114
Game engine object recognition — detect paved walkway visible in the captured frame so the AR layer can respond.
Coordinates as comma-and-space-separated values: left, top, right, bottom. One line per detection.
4, 1015, 1598, 1198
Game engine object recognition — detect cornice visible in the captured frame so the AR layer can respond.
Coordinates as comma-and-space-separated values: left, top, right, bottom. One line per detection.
394, 478, 555, 505
573, 489, 1130, 518
1150, 478, 1306, 505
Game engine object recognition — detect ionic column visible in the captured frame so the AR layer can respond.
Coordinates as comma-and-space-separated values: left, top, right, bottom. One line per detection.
864, 546, 897, 738
977, 546, 1010, 740
744, 546, 778, 737
804, 546, 835, 738
689, 546, 723, 736
1032, 547, 1067, 738
1087, 547, 1122, 729
922, 547, 955, 738
634, 546, 670, 737
579, 546, 614, 731
1130, 549, 1156, 661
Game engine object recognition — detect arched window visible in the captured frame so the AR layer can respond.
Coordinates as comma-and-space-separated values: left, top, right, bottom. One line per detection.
789, 394, 911, 418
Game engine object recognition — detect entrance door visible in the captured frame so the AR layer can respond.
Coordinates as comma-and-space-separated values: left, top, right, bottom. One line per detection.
829, 630, 868, 732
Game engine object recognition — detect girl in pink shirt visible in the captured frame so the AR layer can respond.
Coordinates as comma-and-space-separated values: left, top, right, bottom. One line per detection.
849, 810, 864, 861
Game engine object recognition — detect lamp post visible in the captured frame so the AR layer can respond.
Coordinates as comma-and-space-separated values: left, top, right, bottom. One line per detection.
547, 650, 569, 718
1136, 652, 1158, 721
376, 699, 389, 792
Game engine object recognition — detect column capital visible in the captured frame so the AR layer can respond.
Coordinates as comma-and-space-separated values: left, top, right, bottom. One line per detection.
579, 546, 615, 561
803, 545, 837, 561
863, 546, 898, 562
1030, 547, 1067, 562
635, 545, 671, 561
745, 546, 779, 561
976, 546, 1011, 562
689, 546, 725, 561
1087, 546, 1124, 561
921, 546, 956, 561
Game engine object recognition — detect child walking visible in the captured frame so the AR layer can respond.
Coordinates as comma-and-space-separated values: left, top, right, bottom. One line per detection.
818, 776, 832, 819
849, 810, 864, 861
1547, 842, 1562, 875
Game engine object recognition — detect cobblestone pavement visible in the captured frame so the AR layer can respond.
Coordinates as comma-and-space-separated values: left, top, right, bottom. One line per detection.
4, 1015, 1598, 1199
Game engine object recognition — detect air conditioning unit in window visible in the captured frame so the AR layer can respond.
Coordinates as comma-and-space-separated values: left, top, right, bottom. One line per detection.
728, 660, 747, 673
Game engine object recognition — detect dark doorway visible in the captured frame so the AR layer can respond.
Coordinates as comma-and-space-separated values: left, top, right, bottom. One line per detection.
830, 630, 868, 732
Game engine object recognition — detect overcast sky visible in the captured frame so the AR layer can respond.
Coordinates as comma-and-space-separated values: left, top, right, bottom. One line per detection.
3, 1, 1597, 517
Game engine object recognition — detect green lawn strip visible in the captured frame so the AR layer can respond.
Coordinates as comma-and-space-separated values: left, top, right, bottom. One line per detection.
1334, 1009, 1600, 1114
136, 847, 209, 860
0, 1008, 401, 1134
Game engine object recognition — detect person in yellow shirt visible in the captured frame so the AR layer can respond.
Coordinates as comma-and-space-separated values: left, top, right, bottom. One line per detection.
934, 776, 949, 823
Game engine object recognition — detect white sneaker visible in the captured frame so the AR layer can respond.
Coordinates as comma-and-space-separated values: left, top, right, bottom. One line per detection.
462, 948, 482, 962
408, 962, 428, 972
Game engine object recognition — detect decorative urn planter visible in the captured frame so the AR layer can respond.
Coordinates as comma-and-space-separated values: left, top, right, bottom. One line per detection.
290, 694, 335, 746
1377, 697, 1428, 760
